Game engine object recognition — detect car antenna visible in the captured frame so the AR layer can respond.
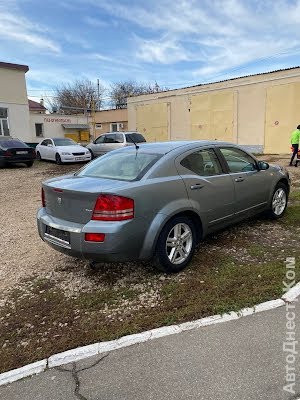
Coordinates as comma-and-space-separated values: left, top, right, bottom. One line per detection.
127, 134, 139, 150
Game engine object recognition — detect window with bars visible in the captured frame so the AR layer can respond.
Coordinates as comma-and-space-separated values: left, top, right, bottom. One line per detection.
0, 108, 9, 136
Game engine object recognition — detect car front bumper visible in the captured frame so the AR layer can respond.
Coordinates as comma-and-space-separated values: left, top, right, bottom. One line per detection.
37, 207, 151, 262
60, 154, 91, 163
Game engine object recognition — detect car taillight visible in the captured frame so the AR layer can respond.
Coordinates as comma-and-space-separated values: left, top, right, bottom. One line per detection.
85, 233, 105, 242
92, 194, 134, 221
5, 150, 13, 157
42, 188, 46, 207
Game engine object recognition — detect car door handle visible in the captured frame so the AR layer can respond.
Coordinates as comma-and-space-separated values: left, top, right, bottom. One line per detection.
190, 184, 204, 190
234, 177, 245, 182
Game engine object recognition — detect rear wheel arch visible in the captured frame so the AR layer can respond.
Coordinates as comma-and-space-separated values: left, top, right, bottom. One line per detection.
153, 212, 202, 273
153, 210, 203, 250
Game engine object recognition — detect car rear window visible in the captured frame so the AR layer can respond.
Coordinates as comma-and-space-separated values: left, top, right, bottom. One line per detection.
0, 140, 28, 148
126, 133, 146, 143
77, 151, 161, 181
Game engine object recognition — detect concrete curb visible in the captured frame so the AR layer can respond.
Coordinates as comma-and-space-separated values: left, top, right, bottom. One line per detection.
1, 284, 299, 386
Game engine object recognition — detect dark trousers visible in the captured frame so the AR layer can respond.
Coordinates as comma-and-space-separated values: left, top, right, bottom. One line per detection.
290, 144, 299, 165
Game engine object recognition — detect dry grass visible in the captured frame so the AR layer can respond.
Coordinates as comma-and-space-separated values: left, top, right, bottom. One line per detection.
0, 157, 300, 373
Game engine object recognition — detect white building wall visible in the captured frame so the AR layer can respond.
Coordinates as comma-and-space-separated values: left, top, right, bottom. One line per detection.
29, 113, 90, 142
0, 102, 31, 142
0, 66, 31, 140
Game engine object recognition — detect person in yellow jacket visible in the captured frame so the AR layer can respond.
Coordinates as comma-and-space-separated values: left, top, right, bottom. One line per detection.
290, 125, 300, 167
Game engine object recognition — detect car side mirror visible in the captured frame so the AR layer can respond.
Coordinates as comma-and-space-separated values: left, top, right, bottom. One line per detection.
257, 161, 269, 170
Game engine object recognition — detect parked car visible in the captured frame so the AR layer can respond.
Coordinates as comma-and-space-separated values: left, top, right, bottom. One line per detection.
86, 131, 146, 158
37, 141, 290, 273
36, 138, 91, 164
0, 136, 35, 167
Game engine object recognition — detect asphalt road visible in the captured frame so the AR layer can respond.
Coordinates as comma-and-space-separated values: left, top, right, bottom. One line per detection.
1, 299, 300, 400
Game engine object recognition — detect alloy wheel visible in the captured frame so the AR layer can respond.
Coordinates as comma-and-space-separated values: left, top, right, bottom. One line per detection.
272, 188, 287, 216
165, 223, 193, 265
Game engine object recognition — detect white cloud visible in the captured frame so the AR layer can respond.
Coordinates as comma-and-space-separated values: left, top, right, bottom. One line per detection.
84, 16, 107, 28
136, 37, 190, 64
85, 0, 300, 81
0, 4, 60, 53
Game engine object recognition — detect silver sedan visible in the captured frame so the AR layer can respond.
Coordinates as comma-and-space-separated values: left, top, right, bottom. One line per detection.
37, 141, 290, 273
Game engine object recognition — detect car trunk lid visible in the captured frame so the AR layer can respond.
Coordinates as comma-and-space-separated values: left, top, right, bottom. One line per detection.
43, 176, 131, 224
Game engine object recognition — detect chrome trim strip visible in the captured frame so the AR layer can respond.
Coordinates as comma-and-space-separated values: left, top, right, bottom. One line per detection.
234, 202, 267, 215
209, 213, 235, 225
44, 233, 71, 249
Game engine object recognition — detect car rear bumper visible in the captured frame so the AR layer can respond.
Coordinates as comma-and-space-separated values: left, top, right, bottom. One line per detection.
37, 208, 151, 262
1, 155, 35, 163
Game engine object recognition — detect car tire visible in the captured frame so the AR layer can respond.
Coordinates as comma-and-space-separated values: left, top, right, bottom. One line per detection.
266, 182, 288, 219
55, 153, 62, 165
154, 215, 196, 273
88, 149, 94, 159
25, 161, 34, 167
36, 151, 42, 161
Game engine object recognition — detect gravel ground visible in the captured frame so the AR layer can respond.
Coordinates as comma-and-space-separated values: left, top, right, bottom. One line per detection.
0, 161, 90, 304
0, 155, 298, 306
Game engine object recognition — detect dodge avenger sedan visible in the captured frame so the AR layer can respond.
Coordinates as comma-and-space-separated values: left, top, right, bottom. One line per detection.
37, 141, 290, 273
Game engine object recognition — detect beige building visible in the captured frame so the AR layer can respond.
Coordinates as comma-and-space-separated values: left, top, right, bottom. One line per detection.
128, 67, 300, 154
0, 61, 31, 141
29, 104, 128, 144
29, 101, 90, 144
92, 108, 128, 138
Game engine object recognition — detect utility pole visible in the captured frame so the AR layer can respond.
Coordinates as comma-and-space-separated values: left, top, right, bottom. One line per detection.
97, 79, 100, 111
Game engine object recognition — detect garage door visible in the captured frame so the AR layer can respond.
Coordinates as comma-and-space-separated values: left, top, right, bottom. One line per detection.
136, 103, 169, 142
265, 83, 300, 154
190, 91, 234, 142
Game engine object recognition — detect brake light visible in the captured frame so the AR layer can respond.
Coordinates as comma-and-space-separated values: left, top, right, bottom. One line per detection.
85, 233, 105, 242
5, 151, 13, 157
92, 194, 134, 221
42, 188, 46, 207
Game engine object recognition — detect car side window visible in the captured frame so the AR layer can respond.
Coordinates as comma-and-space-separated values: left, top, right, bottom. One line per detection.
115, 133, 124, 143
43, 139, 51, 146
219, 147, 257, 173
40, 140, 47, 146
104, 134, 117, 143
181, 149, 222, 176
95, 135, 105, 144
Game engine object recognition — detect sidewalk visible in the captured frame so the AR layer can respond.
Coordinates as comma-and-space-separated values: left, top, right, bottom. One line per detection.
1, 300, 299, 400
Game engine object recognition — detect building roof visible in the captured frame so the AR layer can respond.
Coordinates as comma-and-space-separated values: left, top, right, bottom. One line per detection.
62, 124, 90, 130
0, 61, 29, 73
28, 99, 47, 111
129, 66, 300, 98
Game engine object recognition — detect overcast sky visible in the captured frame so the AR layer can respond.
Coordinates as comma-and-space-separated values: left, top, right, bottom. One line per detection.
1, 0, 300, 103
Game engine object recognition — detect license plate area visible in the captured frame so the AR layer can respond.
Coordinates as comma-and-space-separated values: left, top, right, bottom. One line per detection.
75, 156, 84, 160
45, 225, 70, 245
16, 151, 28, 154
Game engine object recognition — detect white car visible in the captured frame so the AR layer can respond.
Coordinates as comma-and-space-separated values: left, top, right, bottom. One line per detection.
36, 138, 91, 164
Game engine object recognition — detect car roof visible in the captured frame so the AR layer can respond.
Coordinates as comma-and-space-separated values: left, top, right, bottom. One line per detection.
41, 137, 73, 140
0, 136, 15, 141
118, 140, 237, 155
99, 131, 141, 135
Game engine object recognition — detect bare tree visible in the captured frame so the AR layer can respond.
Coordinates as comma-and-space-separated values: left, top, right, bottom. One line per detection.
49, 79, 105, 114
109, 81, 168, 109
